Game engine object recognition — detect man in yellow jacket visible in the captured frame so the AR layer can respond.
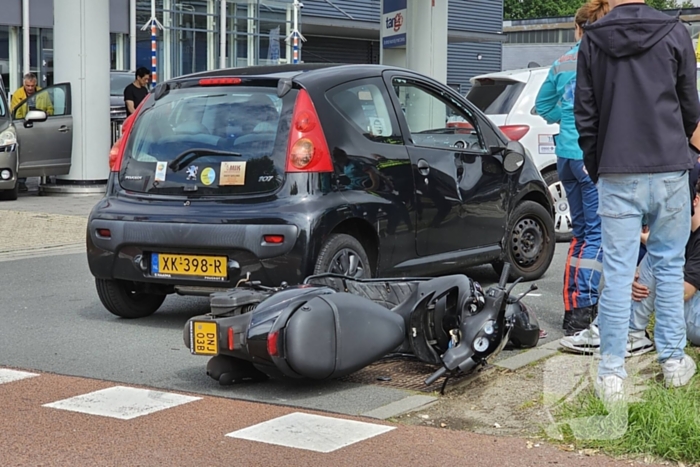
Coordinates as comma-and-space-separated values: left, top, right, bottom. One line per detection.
10, 73, 54, 191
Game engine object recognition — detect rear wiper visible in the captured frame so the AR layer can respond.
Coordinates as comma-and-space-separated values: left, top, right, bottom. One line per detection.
168, 149, 243, 172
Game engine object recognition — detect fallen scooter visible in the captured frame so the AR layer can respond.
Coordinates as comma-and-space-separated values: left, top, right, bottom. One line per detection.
183, 263, 541, 389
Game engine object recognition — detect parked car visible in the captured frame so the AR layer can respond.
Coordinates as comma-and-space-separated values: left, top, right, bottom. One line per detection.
86, 63, 556, 319
110, 70, 133, 122
467, 67, 572, 241
0, 76, 73, 200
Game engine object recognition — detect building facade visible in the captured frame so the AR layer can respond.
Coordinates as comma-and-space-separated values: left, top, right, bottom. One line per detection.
503, 7, 700, 71
0, 0, 504, 95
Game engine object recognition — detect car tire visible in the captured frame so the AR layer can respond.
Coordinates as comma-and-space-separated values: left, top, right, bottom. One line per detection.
543, 170, 573, 243
95, 278, 167, 319
314, 233, 372, 278
492, 200, 555, 282
0, 184, 19, 201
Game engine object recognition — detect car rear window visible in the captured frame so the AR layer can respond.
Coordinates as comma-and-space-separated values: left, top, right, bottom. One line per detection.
119, 85, 296, 197
467, 78, 525, 115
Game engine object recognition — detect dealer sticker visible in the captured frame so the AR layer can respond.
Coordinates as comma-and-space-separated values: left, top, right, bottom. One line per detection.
220, 161, 247, 186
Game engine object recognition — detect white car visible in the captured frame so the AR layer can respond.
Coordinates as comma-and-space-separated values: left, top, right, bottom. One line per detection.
467, 67, 571, 241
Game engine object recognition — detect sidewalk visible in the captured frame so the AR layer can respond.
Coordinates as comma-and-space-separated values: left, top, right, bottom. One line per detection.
0, 367, 662, 467
0, 178, 99, 258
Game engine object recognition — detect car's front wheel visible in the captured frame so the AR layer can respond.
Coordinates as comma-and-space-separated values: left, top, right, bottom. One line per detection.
314, 233, 372, 278
95, 279, 167, 319
492, 200, 555, 282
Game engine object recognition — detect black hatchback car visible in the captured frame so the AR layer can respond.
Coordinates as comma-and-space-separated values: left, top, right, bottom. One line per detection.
87, 64, 556, 318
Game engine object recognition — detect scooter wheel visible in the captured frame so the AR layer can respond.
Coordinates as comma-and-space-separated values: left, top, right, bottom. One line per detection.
206, 355, 268, 385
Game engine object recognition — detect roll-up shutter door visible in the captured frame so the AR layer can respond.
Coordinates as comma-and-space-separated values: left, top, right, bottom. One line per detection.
301, 36, 380, 65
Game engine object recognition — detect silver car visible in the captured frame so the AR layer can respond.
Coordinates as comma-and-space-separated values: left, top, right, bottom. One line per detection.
0, 76, 74, 200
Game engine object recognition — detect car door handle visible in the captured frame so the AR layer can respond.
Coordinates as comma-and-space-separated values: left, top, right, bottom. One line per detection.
58, 125, 70, 133
417, 159, 430, 177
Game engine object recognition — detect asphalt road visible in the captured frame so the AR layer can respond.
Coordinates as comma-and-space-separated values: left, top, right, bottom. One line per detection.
0, 245, 568, 417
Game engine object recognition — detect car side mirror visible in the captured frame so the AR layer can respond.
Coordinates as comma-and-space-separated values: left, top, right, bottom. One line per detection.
23, 110, 48, 128
503, 141, 526, 174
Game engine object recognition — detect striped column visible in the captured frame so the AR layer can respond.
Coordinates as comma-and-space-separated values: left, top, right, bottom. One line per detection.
292, 31, 299, 64
151, 22, 157, 89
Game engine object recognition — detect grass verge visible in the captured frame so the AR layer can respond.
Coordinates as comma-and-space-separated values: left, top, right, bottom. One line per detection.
548, 351, 700, 464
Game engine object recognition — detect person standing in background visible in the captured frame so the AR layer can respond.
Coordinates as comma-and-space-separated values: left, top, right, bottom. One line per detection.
535, 0, 610, 336
124, 67, 151, 117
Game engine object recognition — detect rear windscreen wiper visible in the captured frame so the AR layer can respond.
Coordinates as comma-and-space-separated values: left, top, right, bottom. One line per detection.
168, 149, 243, 172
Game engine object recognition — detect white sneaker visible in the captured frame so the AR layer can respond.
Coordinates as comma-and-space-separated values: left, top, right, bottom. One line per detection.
594, 374, 626, 404
560, 324, 600, 353
559, 326, 654, 357
661, 355, 697, 388
626, 330, 655, 356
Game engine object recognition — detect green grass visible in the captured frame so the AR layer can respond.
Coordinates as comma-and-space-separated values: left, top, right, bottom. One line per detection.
548, 352, 700, 464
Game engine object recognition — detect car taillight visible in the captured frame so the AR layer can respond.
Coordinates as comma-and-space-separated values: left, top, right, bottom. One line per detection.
267, 330, 280, 357
109, 100, 146, 172
286, 89, 333, 173
499, 125, 530, 142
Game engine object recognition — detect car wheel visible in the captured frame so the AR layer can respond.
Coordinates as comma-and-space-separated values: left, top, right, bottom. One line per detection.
314, 233, 372, 278
0, 184, 19, 201
492, 200, 555, 282
95, 278, 167, 319
543, 170, 573, 243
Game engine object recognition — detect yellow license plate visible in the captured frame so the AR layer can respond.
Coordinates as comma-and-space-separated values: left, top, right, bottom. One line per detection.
154, 253, 227, 279
190, 321, 219, 356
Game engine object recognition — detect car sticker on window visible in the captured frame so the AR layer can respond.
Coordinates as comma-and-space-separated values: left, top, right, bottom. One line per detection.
370, 117, 390, 136
201, 167, 216, 186
220, 161, 247, 186
154, 161, 168, 182
186, 165, 199, 181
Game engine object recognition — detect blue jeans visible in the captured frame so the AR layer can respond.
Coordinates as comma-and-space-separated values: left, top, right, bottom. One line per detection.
630, 253, 700, 348
597, 172, 690, 379
558, 158, 602, 310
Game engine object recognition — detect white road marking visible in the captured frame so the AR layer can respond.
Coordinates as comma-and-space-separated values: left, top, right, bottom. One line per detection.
42, 386, 201, 420
226, 412, 396, 453
0, 368, 39, 385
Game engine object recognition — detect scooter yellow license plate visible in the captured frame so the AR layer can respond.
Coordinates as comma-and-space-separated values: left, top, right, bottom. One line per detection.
190, 321, 219, 356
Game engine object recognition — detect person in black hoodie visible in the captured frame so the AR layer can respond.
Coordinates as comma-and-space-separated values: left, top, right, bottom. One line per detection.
574, 0, 699, 401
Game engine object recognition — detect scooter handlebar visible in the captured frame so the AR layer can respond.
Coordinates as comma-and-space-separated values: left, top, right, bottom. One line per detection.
498, 263, 511, 289
425, 366, 447, 386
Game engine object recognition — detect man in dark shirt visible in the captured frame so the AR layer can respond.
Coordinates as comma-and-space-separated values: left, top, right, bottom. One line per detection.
124, 67, 151, 117
574, 0, 699, 399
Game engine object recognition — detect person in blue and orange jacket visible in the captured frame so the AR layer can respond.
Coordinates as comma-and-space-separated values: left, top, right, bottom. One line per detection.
535, 0, 610, 336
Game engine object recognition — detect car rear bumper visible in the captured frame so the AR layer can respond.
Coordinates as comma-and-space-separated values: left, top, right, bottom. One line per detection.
0, 147, 18, 189
86, 218, 304, 289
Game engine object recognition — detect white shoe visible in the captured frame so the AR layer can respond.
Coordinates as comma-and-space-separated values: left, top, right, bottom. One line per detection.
594, 374, 626, 404
661, 355, 697, 388
559, 326, 654, 357
560, 324, 600, 353
626, 330, 655, 356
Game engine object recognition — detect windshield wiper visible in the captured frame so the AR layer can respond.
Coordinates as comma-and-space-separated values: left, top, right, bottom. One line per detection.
168, 148, 243, 172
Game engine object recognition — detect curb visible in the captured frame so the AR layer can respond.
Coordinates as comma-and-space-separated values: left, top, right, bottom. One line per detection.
494, 340, 561, 371
0, 243, 86, 262
361, 395, 438, 420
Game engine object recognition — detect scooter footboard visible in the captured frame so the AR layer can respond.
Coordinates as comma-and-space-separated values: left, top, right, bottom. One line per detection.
284, 293, 405, 380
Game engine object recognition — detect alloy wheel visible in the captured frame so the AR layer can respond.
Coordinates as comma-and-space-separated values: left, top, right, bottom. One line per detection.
548, 181, 572, 238
328, 248, 367, 278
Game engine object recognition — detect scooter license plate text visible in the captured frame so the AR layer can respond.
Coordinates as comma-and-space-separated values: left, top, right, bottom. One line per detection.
190, 321, 219, 356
